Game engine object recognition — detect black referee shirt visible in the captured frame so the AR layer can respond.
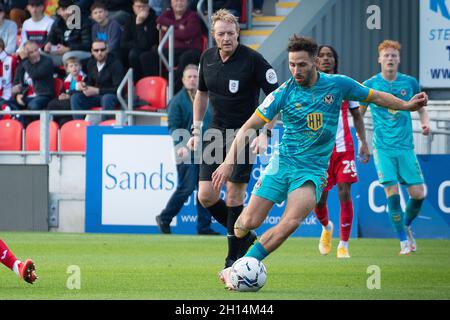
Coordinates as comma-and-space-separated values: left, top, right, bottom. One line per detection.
198, 44, 279, 129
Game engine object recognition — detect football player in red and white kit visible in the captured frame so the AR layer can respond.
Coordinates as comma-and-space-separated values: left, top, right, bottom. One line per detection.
314, 46, 370, 258
0, 239, 37, 284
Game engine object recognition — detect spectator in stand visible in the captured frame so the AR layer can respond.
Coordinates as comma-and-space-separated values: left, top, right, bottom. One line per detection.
0, 4, 18, 54
121, 0, 158, 81
43, 0, 92, 67
70, 39, 124, 121
90, 0, 122, 58
47, 56, 86, 126
5, 0, 28, 30
0, 38, 15, 110
18, 0, 54, 51
141, 0, 203, 93
11, 40, 54, 125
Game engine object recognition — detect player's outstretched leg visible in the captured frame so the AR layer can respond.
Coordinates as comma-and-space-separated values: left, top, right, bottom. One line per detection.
0, 240, 38, 284
19, 259, 38, 284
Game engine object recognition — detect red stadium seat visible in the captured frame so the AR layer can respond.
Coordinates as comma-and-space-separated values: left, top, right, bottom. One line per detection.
0, 119, 23, 151
25, 120, 59, 151
59, 119, 91, 152
135, 76, 167, 112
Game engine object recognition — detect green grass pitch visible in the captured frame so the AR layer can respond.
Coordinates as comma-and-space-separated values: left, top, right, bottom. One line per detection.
0, 232, 449, 300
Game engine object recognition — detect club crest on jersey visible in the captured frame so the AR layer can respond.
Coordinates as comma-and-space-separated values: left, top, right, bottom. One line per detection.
307, 112, 323, 131
400, 89, 407, 96
323, 94, 334, 105
229, 80, 239, 93
295, 103, 302, 109
4, 64, 9, 71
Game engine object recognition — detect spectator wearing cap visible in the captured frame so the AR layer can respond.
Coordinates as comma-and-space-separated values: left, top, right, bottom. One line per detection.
43, 0, 92, 67
0, 4, 18, 54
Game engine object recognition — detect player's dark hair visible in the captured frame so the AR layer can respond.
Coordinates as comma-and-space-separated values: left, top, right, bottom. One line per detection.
318, 45, 339, 74
287, 35, 318, 58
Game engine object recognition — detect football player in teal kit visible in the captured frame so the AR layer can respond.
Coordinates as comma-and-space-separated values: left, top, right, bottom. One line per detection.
360, 40, 430, 255
211, 35, 428, 290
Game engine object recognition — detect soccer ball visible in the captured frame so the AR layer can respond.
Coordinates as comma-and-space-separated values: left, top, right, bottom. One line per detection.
230, 257, 267, 292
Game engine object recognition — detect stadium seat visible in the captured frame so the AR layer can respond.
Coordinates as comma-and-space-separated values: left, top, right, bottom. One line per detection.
59, 119, 91, 152
54, 78, 64, 97
25, 120, 59, 151
0, 119, 23, 151
135, 76, 167, 112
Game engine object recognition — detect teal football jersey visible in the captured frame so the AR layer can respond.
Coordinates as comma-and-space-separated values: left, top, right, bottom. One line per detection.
256, 72, 372, 173
362, 72, 420, 150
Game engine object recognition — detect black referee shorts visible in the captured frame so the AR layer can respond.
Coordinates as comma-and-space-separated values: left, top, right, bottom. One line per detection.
199, 128, 256, 184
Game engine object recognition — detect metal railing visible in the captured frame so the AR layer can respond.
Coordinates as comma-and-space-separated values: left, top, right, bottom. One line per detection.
158, 25, 174, 103
117, 68, 134, 125
0, 109, 166, 164
197, 0, 213, 48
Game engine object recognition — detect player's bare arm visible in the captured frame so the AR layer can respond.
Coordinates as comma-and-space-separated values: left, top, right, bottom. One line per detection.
251, 116, 277, 154
350, 107, 370, 163
418, 107, 430, 135
212, 113, 267, 190
369, 90, 428, 112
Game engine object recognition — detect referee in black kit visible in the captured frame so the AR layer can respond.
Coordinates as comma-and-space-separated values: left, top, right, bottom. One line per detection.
187, 9, 279, 271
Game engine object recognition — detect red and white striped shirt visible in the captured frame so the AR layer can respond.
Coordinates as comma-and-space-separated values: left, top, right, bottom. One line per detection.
0, 50, 14, 100
333, 100, 359, 153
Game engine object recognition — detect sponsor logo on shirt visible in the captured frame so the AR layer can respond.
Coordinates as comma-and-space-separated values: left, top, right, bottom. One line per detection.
229, 80, 239, 93
324, 94, 334, 105
307, 112, 323, 131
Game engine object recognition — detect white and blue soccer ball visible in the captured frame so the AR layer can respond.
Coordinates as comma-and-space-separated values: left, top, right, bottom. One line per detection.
230, 257, 267, 292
